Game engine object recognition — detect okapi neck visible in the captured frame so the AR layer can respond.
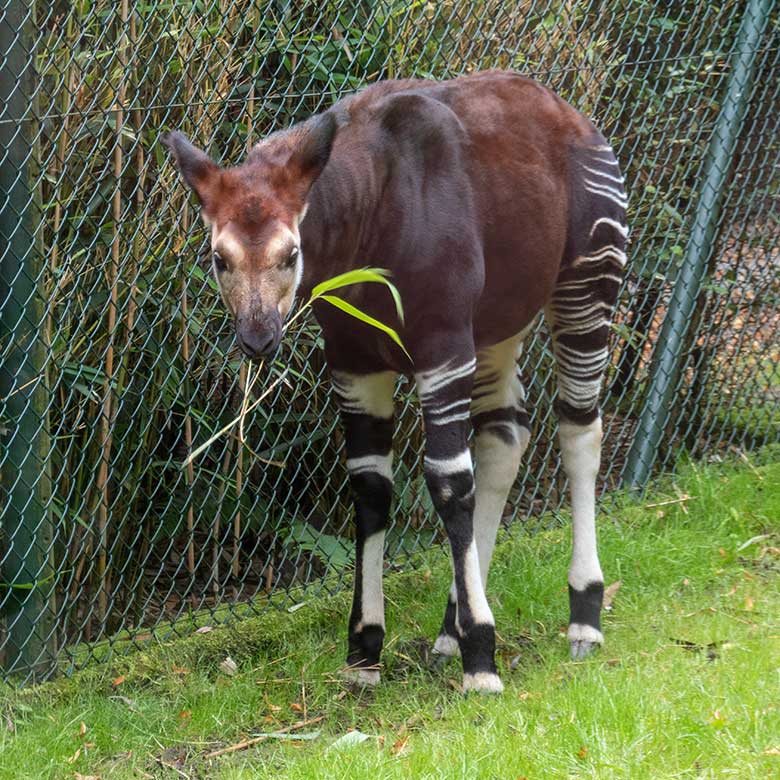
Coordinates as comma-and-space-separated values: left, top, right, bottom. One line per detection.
297, 150, 385, 299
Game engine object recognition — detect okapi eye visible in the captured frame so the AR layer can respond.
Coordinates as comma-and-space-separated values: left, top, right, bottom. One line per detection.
285, 246, 299, 268
213, 251, 227, 273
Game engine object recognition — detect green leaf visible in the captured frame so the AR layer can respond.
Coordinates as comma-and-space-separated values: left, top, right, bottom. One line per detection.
311, 267, 404, 324
318, 294, 411, 360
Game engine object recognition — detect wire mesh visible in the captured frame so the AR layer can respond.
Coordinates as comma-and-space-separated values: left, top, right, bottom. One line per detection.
0, 0, 778, 684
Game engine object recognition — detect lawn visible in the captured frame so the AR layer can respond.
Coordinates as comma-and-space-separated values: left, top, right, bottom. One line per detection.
1, 450, 779, 779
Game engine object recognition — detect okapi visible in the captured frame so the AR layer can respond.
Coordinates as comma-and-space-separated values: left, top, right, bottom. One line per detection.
165, 70, 628, 694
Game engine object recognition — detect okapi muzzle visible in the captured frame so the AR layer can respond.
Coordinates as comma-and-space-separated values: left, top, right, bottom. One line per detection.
234, 306, 282, 359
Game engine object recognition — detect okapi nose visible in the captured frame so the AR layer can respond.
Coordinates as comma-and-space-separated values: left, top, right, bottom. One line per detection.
235, 320, 280, 359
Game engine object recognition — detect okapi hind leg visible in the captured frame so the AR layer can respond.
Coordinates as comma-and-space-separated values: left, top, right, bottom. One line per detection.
547, 138, 628, 659
416, 355, 503, 694
331, 370, 397, 686
433, 333, 531, 660
559, 416, 605, 658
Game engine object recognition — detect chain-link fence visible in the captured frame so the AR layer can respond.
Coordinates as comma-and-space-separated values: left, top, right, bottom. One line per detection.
1, 0, 778, 685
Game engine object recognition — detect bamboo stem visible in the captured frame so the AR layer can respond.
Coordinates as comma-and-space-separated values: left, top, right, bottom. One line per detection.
96, 0, 128, 623
233, 363, 247, 588
212, 439, 234, 595
180, 202, 196, 584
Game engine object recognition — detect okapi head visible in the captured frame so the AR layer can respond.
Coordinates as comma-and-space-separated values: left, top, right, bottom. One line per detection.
164, 113, 339, 358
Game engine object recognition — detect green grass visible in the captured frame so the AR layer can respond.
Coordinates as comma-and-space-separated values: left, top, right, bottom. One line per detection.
2, 452, 780, 779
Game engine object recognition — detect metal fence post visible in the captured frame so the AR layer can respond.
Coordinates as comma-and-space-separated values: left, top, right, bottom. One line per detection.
0, 0, 57, 679
621, 0, 773, 490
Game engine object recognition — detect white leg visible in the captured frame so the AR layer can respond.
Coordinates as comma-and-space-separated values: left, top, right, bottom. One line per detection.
559, 417, 605, 656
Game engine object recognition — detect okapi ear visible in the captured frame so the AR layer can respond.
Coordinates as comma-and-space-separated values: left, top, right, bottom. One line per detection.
163, 131, 221, 209
287, 111, 339, 191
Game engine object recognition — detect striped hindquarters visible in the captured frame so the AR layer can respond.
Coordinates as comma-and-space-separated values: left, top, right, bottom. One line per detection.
547, 140, 628, 424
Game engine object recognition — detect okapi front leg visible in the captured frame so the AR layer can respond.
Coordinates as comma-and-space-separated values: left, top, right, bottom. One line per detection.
416, 358, 503, 694
331, 370, 396, 686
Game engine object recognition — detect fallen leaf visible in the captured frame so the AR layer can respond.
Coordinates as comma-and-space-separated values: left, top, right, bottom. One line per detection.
391, 735, 410, 755
195, 625, 213, 634
737, 533, 771, 552
74, 774, 101, 780
219, 657, 238, 676
178, 710, 192, 720
577, 746, 588, 759
745, 595, 754, 611
603, 580, 622, 610
763, 747, 780, 755
79, 721, 87, 737
109, 695, 137, 710
330, 730, 372, 749
710, 709, 728, 728
112, 676, 125, 688
66, 748, 81, 764
172, 666, 189, 675
291, 703, 304, 713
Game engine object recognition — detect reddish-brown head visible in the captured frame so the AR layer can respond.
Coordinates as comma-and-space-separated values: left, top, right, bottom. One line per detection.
164, 113, 338, 358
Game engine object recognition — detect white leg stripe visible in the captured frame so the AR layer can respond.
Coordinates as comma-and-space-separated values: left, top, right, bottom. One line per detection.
581, 164, 625, 184
424, 449, 472, 475
331, 371, 395, 418
557, 273, 624, 288
472, 428, 528, 586
559, 419, 604, 591
583, 182, 628, 209
588, 217, 629, 238
416, 358, 476, 399
346, 453, 392, 480
360, 531, 385, 629
570, 245, 627, 268
462, 539, 493, 626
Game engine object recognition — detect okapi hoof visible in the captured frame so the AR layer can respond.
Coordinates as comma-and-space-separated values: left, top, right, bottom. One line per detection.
341, 666, 381, 688
462, 671, 504, 694
567, 623, 604, 660
432, 633, 461, 659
